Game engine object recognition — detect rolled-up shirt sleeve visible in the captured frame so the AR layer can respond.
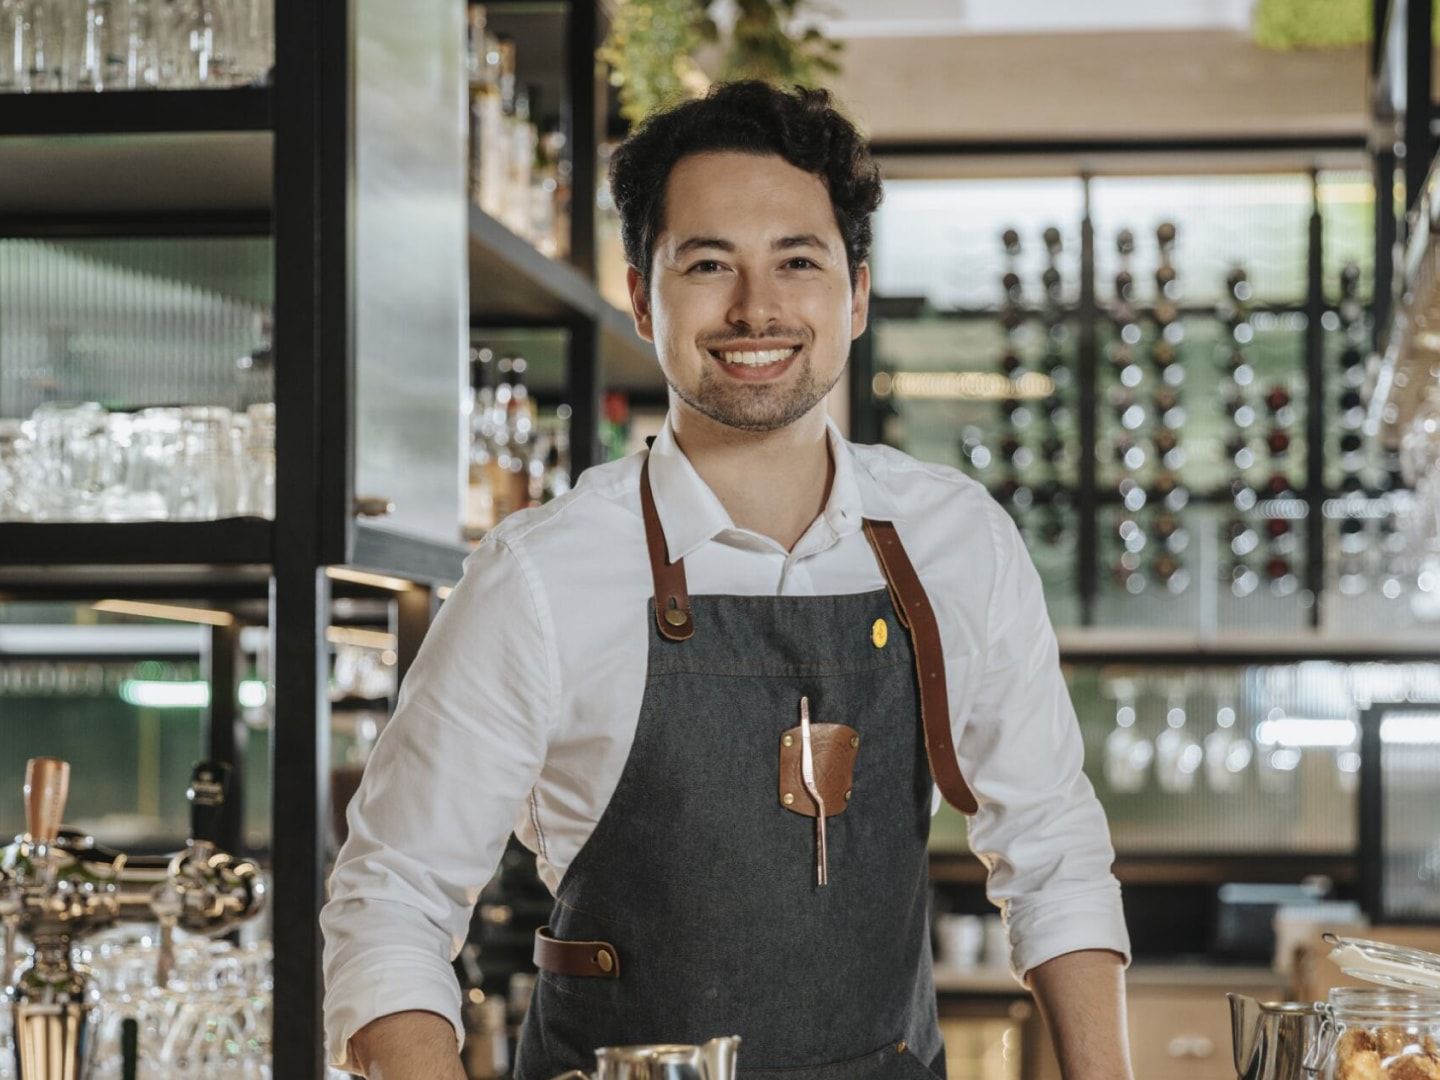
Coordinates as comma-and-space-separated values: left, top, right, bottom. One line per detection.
320, 533, 558, 1072
957, 504, 1131, 984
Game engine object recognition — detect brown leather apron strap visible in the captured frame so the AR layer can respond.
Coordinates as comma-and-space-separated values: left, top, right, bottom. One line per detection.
863, 519, 979, 816
640, 451, 694, 641
533, 926, 621, 979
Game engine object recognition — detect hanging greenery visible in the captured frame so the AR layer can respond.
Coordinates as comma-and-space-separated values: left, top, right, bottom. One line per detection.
600, 0, 844, 125
1252, 0, 1370, 49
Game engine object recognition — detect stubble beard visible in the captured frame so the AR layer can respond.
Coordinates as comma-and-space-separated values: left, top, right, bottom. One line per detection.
668, 349, 845, 433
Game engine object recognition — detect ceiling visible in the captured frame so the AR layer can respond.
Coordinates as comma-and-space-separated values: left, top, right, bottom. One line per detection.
825, 28, 1369, 155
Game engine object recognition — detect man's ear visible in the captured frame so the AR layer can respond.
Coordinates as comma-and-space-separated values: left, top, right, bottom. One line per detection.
627, 266, 654, 343
850, 262, 871, 341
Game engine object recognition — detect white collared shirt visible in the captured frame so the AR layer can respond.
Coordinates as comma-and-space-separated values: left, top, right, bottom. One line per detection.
320, 412, 1130, 1070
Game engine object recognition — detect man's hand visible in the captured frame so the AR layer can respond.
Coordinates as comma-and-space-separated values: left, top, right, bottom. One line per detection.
1027, 948, 1133, 1080
348, 1009, 467, 1080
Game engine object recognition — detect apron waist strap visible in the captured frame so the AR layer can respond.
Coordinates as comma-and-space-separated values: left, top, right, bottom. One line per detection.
534, 926, 622, 979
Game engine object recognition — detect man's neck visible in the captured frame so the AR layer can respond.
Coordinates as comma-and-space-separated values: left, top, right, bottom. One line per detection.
669, 401, 834, 553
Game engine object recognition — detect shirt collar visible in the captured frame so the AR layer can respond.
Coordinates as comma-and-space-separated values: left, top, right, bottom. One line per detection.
646, 411, 902, 564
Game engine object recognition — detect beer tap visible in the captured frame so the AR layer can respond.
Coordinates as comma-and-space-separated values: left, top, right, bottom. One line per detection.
1, 758, 266, 1080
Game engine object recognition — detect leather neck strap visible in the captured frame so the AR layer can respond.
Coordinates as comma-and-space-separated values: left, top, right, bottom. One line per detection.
640, 451, 695, 641
862, 519, 978, 816
638, 450, 977, 816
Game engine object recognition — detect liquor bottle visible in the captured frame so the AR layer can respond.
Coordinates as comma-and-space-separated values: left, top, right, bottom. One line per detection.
1001, 270, 1023, 303
475, 26, 507, 218
464, 347, 498, 539
466, 5, 489, 206
503, 84, 536, 236
531, 127, 571, 258
1263, 472, 1294, 499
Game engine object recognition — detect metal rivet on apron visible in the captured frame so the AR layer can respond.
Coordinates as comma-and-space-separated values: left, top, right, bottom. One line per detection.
896, 1041, 907, 1055
782, 734, 794, 747
664, 605, 689, 627
595, 949, 613, 973
845, 790, 852, 801
871, 618, 888, 648
782, 792, 795, 805
850, 734, 860, 748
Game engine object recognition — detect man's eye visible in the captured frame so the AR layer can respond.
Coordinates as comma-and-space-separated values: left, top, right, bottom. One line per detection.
688, 261, 724, 274
785, 257, 819, 270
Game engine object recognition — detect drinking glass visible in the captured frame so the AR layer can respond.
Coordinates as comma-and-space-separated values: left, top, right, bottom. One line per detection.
30, 401, 109, 521
0, 417, 36, 521
171, 405, 238, 519
241, 401, 275, 518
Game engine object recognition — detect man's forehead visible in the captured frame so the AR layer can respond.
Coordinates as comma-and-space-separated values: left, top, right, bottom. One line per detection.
659, 153, 839, 249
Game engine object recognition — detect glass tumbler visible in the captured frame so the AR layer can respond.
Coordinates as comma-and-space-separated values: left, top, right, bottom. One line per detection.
0, 417, 35, 520
241, 401, 275, 518
29, 401, 109, 521
172, 405, 238, 519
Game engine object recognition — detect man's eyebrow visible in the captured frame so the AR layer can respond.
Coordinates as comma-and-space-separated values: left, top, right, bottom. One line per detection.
670, 234, 830, 257
773, 234, 827, 251
673, 236, 737, 257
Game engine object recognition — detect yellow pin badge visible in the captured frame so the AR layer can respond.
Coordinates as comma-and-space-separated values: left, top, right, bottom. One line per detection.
871, 618, 888, 648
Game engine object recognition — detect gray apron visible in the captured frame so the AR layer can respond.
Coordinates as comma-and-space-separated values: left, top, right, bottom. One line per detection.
514, 449, 975, 1080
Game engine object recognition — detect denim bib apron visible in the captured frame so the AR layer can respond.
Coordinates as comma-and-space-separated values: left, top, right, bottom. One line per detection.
514, 448, 976, 1080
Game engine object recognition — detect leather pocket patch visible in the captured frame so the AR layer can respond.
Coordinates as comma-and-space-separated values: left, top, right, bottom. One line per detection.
778, 723, 859, 818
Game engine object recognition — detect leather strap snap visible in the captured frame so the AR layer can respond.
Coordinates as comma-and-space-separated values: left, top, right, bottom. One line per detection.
533, 926, 621, 979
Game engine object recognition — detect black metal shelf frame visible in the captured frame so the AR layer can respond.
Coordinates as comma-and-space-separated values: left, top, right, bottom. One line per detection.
0, 86, 274, 136
0, 2, 638, 1070
1357, 700, 1440, 924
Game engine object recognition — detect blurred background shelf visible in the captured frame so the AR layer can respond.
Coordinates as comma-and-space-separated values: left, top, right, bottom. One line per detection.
0, 87, 273, 136
350, 520, 470, 587
0, 132, 272, 225
0, 89, 274, 228
468, 205, 659, 392
1056, 629, 1440, 663
0, 518, 274, 566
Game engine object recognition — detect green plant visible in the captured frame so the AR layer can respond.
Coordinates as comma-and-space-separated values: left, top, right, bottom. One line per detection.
600, 0, 843, 125
1252, 0, 1370, 49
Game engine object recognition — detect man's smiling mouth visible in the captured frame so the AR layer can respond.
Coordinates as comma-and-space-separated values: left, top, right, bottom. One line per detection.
707, 345, 802, 367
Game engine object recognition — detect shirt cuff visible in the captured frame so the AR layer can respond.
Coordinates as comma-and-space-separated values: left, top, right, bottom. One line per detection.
1002, 879, 1132, 984
325, 957, 465, 1073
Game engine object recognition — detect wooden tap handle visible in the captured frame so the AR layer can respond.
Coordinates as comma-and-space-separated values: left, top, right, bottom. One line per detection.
24, 757, 70, 844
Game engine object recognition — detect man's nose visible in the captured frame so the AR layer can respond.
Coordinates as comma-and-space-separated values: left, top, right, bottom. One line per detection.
726, 271, 782, 331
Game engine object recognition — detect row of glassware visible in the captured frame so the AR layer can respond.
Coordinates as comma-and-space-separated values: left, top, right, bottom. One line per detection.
1095, 663, 1440, 799
0, 935, 272, 1079
0, 0, 273, 93
0, 400, 275, 522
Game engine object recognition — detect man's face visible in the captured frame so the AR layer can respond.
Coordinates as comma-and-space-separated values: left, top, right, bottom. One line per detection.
628, 151, 870, 433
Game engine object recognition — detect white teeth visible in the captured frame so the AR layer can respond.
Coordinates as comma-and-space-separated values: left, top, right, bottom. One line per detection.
716, 347, 796, 366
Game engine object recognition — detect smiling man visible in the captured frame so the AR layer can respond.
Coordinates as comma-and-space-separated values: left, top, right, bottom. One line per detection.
322, 82, 1133, 1080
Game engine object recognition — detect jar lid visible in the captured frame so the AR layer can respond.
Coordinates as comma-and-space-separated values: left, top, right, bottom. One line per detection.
1324, 932, 1440, 991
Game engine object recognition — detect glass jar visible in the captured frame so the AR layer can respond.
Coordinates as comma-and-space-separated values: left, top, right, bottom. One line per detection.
1311, 988, 1440, 1080
1306, 936, 1440, 1079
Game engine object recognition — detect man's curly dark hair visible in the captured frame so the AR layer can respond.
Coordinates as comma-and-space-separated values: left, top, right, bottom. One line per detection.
608, 81, 883, 290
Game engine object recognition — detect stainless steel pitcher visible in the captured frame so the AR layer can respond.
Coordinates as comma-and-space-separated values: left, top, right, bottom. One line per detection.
1228, 993, 1327, 1079
551, 1035, 741, 1080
